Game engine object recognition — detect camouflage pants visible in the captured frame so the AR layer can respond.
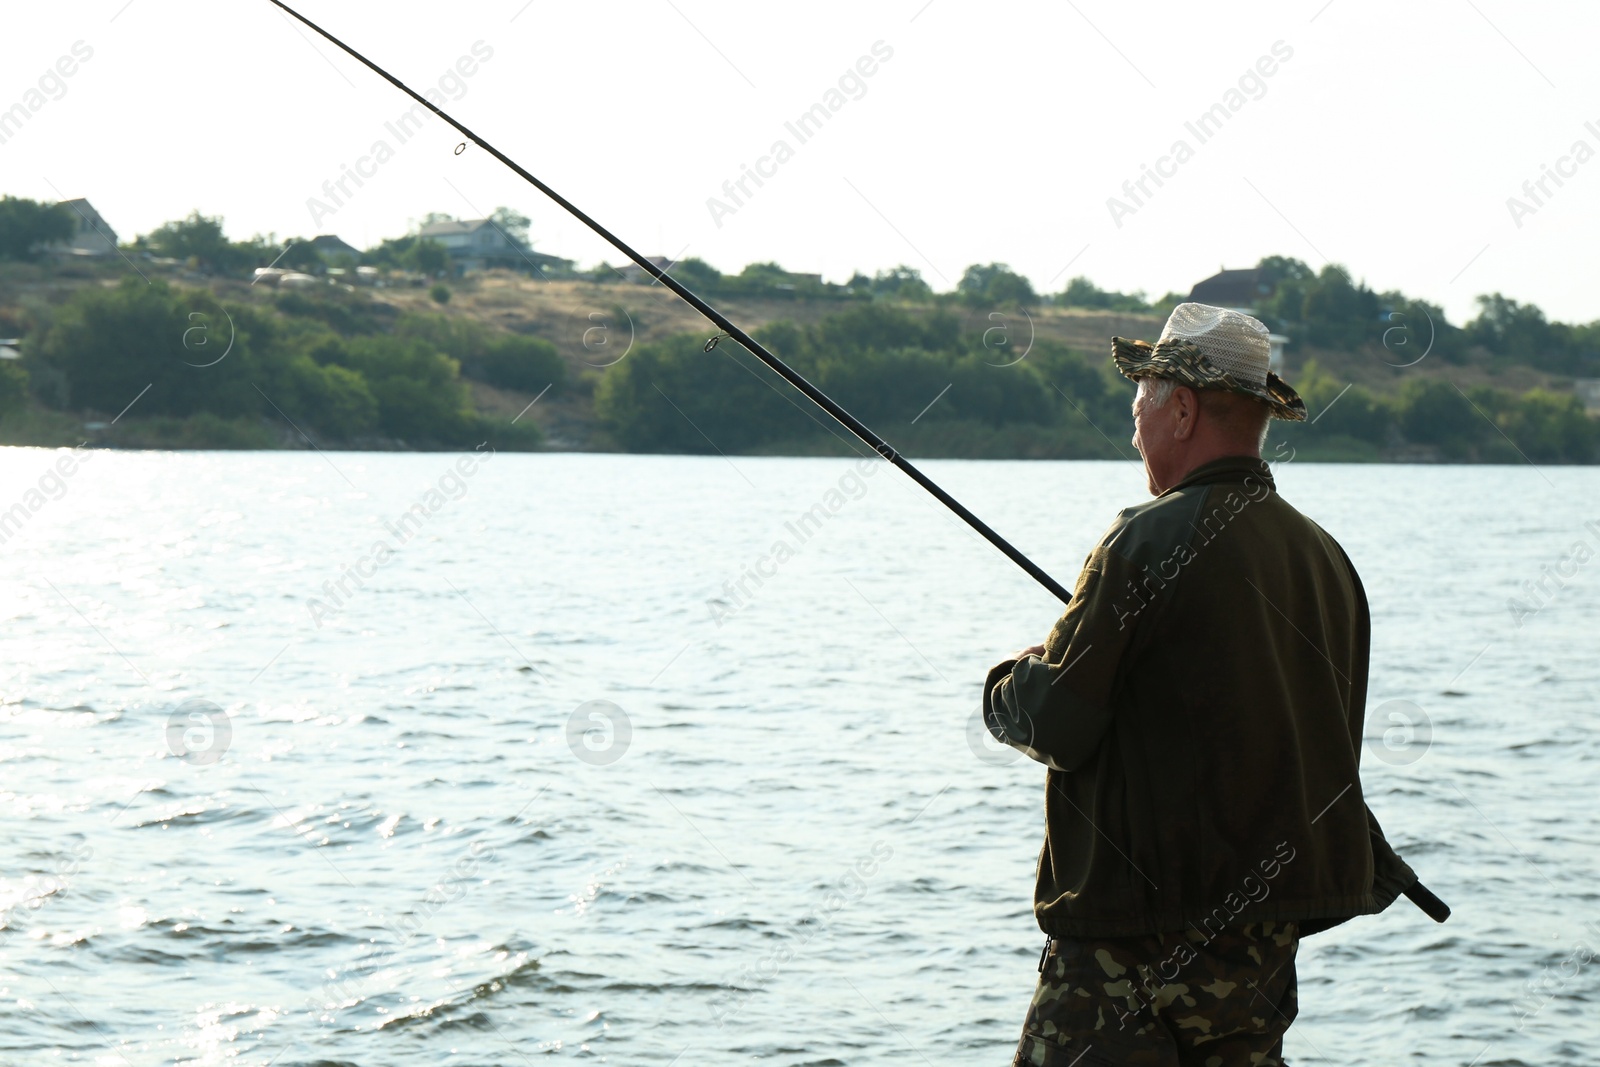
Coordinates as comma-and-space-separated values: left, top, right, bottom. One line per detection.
1012, 921, 1299, 1067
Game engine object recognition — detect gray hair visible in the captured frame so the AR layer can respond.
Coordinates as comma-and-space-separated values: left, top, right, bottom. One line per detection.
1137, 377, 1178, 410
1135, 376, 1270, 450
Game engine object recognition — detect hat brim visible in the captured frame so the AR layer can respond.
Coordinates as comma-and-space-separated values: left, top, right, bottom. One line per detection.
1112, 336, 1307, 422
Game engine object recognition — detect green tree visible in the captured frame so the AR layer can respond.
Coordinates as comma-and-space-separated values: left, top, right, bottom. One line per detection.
488, 206, 531, 247
361, 235, 450, 275
1304, 266, 1380, 348
1465, 294, 1577, 372
1292, 360, 1391, 444
275, 237, 332, 273
276, 354, 379, 438
1377, 296, 1465, 365
1058, 276, 1150, 312
1398, 378, 1483, 457
870, 265, 933, 302
1500, 388, 1596, 462
140, 211, 243, 273
395, 312, 565, 393
1031, 341, 1130, 431
343, 336, 474, 442
733, 261, 794, 295
411, 239, 449, 276
1256, 255, 1315, 289
671, 257, 724, 292
35, 277, 261, 416
809, 302, 960, 358
33, 279, 395, 441
0, 196, 74, 262
959, 263, 1037, 308
594, 333, 794, 452
1255, 256, 1474, 362
944, 353, 1054, 425
1254, 256, 1315, 331
475, 336, 564, 393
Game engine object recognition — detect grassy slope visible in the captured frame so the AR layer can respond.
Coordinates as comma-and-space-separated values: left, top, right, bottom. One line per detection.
0, 260, 1579, 454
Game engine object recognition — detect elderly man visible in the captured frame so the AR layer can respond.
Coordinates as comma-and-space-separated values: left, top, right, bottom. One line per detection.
984, 304, 1422, 1066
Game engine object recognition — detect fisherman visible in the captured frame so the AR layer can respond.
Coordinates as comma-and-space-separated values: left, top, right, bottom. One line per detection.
984, 303, 1421, 1066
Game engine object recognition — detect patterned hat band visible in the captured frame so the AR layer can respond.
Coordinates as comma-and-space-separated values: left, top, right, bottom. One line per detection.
1111, 336, 1308, 422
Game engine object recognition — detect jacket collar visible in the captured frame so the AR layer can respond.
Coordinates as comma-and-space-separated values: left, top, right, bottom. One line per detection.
1159, 455, 1275, 498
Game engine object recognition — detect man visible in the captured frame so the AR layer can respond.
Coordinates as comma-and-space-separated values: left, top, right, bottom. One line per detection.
984, 303, 1421, 1066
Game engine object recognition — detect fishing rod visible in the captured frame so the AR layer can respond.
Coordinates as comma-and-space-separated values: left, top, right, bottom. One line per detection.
265, 0, 1072, 605
267, 1, 1448, 925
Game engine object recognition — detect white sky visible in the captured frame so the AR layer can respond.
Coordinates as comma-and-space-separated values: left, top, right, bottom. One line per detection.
5, 0, 1598, 325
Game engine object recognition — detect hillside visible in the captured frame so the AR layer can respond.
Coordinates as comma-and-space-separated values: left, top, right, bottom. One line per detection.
0, 256, 1592, 461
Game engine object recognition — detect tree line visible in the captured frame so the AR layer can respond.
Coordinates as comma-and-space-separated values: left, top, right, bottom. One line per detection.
5, 193, 1598, 381
602, 253, 1600, 385
595, 303, 1133, 457
2, 193, 1596, 459
11, 277, 563, 448
596, 303, 1600, 463
1274, 360, 1595, 463
1, 272, 1593, 462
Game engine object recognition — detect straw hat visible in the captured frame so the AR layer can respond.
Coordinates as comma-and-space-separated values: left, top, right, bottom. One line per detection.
1112, 303, 1306, 421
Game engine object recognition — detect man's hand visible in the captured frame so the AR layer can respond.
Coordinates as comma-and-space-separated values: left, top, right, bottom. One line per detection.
1008, 643, 1046, 662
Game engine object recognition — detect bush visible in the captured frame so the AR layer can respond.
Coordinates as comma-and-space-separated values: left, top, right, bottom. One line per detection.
344, 335, 473, 443
36, 277, 261, 417
278, 355, 379, 439
395, 312, 565, 394
594, 333, 793, 452
1399, 378, 1482, 455
1292, 361, 1392, 444
594, 303, 1064, 452
476, 336, 564, 393
0, 361, 28, 418
1498, 388, 1595, 463
430, 283, 451, 304
30, 277, 477, 444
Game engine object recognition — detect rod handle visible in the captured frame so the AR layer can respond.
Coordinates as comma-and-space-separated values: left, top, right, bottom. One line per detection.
1403, 880, 1450, 922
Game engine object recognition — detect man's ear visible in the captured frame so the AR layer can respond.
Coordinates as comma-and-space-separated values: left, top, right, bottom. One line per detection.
1172, 385, 1199, 442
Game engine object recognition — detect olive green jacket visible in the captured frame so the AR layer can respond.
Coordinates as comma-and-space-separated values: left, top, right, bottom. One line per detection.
984, 456, 1416, 938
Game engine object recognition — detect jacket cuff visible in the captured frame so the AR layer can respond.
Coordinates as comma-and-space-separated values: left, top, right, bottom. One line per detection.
1369, 835, 1418, 913
982, 658, 1019, 742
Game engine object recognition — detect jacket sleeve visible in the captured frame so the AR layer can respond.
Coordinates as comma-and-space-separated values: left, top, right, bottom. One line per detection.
983, 545, 1148, 772
1366, 805, 1418, 911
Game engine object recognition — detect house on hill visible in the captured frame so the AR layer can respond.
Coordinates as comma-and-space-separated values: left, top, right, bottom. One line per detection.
1188, 267, 1272, 310
50, 198, 118, 256
415, 218, 571, 275
614, 255, 678, 283
1188, 267, 1288, 373
309, 234, 361, 262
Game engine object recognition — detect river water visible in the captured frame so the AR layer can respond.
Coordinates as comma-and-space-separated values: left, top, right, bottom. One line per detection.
0, 448, 1594, 1065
